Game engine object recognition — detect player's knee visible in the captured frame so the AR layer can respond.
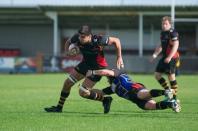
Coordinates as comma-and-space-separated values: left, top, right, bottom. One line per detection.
64, 79, 74, 87
62, 75, 78, 91
68, 74, 78, 84
155, 72, 161, 80
144, 100, 156, 110
137, 89, 150, 100
62, 80, 73, 92
79, 85, 90, 97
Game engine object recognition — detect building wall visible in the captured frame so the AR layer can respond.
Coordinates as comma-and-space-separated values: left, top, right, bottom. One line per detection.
61, 28, 160, 50
0, 25, 53, 57
105, 55, 198, 73
0, 24, 196, 57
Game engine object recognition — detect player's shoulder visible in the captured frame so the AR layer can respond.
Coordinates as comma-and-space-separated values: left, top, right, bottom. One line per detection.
170, 28, 178, 34
92, 34, 104, 41
71, 33, 80, 43
169, 28, 179, 39
92, 34, 109, 46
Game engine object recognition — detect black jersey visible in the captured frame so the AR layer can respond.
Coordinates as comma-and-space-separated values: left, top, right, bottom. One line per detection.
160, 29, 179, 58
70, 34, 109, 67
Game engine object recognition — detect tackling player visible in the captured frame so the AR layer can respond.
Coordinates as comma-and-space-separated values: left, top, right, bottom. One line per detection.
86, 69, 181, 113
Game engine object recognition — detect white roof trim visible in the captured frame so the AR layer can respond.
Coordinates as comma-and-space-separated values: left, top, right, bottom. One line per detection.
0, 0, 198, 7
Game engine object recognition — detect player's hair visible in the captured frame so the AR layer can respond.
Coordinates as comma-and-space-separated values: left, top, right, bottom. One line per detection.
161, 16, 172, 24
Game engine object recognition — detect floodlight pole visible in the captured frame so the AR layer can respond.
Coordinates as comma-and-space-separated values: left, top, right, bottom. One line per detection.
171, 0, 175, 28
139, 13, 143, 57
45, 12, 59, 57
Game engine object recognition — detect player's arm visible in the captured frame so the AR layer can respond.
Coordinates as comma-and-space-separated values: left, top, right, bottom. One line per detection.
64, 34, 79, 56
150, 44, 162, 62
153, 44, 162, 58
168, 40, 179, 59
64, 39, 75, 56
86, 69, 120, 77
164, 31, 179, 63
64, 39, 71, 52
108, 37, 124, 69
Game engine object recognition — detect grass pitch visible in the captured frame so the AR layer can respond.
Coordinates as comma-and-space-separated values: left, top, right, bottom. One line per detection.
0, 74, 198, 131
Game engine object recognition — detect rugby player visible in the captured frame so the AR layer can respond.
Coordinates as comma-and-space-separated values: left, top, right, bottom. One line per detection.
44, 25, 124, 113
150, 16, 180, 101
86, 69, 181, 113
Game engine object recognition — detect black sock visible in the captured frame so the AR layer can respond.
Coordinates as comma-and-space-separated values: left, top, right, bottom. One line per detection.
150, 89, 165, 97
156, 101, 172, 110
57, 91, 70, 109
87, 90, 104, 101
102, 86, 114, 95
158, 77, 169, 89
170, 80, 178, 99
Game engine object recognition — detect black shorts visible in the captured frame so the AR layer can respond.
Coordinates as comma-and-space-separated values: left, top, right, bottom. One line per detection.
128, 88, 149, 110
74, 61, 106, 82
155, 57, 178, 74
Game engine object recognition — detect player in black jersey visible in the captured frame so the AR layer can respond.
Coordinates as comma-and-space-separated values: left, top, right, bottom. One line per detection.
44, 25, 124, 113
150, 16, 180, 102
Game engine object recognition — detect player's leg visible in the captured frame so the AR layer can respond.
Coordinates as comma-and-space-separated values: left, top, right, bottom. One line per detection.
144, 100, 171, 110
79, 78, 112, 114
155, 72, 169, 90
168, 73, 178, 100
129, 90, 181, 112
44, 62, 87, 112
135, 89, 174, 111
79, 78, 112, 103
102, 86, 114, 95
149, 99, 181, 112
137, 88, 175, 105
167, 58, 179, 100
57, 69, 84, 110
129, 96, 170, 110
155, 58, 169, 90
137, 88, 165, 100
44, 69, 84, 112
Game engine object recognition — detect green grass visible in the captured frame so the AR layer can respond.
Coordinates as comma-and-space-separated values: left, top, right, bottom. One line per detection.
0, 74, 198, 131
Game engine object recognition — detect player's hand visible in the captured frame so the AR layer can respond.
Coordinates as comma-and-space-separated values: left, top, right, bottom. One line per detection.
149, 56, 155, 63
164, 57, 171, 63
66, 49, 78, 56
116, 56, 124, 70
86, 70, 93, 77
149, 54, 157, 63
66, 44, 79, 56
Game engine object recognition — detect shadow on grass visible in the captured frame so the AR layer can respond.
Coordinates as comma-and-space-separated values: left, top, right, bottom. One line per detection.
54, 110, 197, 119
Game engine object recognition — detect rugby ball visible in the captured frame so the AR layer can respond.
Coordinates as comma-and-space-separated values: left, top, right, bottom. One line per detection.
68, 44, 79, 55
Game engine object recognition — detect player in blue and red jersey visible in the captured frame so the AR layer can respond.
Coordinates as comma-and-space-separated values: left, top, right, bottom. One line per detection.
86, 69, 181, 113
44, 25, 124, 113
150, 16, 180, 101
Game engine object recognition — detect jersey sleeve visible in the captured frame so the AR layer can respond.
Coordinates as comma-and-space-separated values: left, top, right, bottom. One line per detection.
70, 34, 79, 43
97, 35, 109, 46
170, 30, 179, 41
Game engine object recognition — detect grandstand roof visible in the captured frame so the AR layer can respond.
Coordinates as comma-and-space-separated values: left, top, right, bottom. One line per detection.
0, 0, 198, 28
0, 0, 198, 7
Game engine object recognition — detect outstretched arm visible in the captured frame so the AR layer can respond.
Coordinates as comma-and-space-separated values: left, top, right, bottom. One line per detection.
86, 69, 120, 77
108, 37, 124, 69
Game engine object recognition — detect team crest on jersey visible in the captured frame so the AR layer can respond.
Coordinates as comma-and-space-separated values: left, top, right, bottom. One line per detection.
93, 38, 98, 43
